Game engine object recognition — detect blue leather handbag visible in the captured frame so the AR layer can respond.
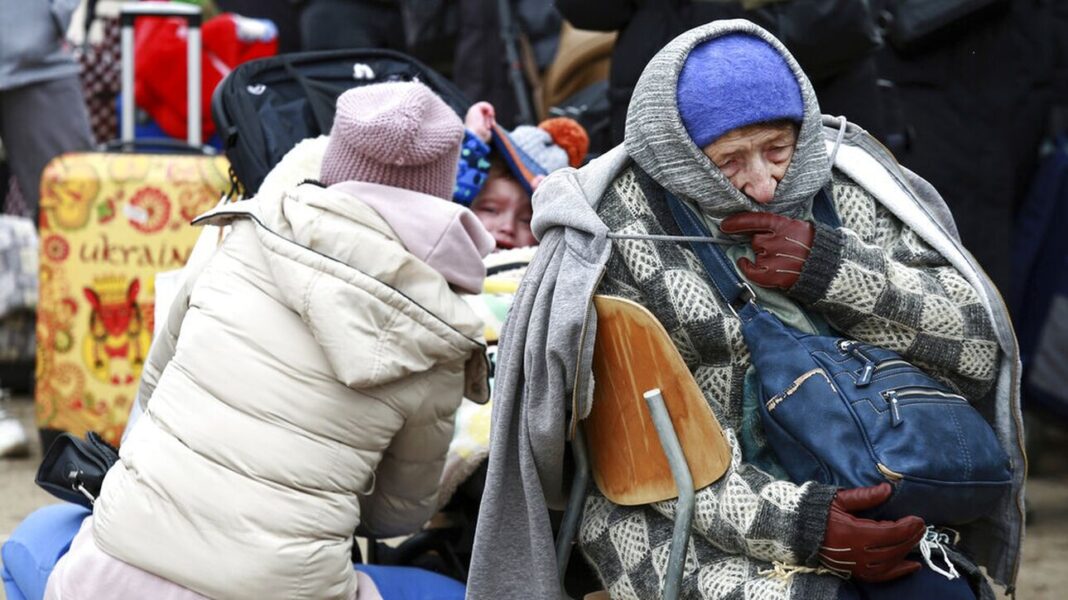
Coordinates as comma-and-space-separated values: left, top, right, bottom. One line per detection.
666, 191, 1012, 525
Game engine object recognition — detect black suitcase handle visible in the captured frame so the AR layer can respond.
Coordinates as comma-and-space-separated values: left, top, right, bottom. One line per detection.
101, 138, 217, 155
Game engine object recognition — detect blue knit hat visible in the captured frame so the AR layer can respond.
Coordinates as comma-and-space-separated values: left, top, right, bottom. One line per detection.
677, 33, 804, 148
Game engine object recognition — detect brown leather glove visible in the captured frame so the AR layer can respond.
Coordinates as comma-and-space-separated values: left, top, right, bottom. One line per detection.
719, 211, 815, 290
819, 483, 926, 582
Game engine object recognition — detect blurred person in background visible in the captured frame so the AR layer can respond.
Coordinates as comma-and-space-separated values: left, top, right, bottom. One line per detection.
556, 0, 887, 148
875, 0, 1068, 295
0, 0, 93, 221
0, 0, 93, 458
300, 0, 407, 52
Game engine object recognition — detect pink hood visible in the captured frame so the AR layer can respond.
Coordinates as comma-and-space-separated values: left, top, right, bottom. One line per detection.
329, 181, 495, 294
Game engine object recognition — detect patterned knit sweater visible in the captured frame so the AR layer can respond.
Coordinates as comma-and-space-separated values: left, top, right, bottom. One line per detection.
577, 166, 1000, 600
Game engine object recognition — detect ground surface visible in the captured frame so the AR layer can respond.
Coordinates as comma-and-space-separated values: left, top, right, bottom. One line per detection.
2, 395, 1066, 599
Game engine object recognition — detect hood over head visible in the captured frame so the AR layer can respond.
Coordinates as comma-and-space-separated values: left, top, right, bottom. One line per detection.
624, 19, 830, 220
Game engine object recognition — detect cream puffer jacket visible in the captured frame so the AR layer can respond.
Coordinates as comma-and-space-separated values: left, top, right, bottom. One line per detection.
89, 179, 488, 600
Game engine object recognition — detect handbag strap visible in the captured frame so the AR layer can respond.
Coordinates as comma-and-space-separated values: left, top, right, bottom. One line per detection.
664, 188, 839, 310
811, 186, 842, 228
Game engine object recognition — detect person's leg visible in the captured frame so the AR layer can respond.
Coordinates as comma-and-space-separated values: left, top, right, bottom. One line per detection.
839, 565, 978, 600
0, 76, 93, 222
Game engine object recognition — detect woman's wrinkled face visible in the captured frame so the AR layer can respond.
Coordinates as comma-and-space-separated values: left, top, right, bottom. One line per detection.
702, 121, 799, 204
471, 175, 537, 250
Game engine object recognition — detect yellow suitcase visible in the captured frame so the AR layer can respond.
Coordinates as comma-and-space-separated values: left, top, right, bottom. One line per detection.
35, 151, 229, 446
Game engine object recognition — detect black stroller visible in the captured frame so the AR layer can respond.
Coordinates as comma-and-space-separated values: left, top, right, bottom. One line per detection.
212, 48, 470, 197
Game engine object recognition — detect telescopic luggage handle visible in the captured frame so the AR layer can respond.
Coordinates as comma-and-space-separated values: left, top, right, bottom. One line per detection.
119, 2, 203, 146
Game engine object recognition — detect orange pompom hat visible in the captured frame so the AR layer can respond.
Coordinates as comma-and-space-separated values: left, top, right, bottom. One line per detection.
538, 117, 589, 168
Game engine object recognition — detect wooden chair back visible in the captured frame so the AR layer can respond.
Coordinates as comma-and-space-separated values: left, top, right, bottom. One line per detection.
586, 295, 731, 506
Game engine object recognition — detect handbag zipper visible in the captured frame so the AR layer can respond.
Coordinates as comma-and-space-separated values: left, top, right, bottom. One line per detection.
884, 389, 904, 427
881, 387, 968, 428
838, 341, 915, 386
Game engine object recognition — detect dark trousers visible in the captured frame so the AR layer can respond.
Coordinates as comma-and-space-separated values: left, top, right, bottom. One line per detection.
0, 75, 93, 221
838, 565, 977, 600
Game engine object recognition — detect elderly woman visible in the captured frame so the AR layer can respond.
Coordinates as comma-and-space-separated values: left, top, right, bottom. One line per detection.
468, 19, 1024, 600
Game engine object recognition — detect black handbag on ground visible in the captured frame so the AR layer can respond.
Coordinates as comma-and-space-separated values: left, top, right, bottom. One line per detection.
35, 431, 120, 509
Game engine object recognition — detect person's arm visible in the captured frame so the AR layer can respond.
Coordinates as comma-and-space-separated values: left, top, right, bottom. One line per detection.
721, 175, 999, 400
787, 176, 1000, 400
647, 429, 837, 567
454, 103, 495, 205
48, 0, 81, 38
357, 382, 457, 538
555, 0, 637, 32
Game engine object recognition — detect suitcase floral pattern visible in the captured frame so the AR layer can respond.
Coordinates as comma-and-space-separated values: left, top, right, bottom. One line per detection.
35, 152, 229, 445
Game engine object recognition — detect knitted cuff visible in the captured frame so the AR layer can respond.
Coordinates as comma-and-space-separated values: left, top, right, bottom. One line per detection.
453, 130, 491, 206
789, 221, 844, 305
792, 482, 838, 566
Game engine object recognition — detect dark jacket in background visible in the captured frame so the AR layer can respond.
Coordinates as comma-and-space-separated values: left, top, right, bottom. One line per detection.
299, 0, 406, 53
452, 0, 561, 128
876, 0, 1068, 294
555, 0, 886, 146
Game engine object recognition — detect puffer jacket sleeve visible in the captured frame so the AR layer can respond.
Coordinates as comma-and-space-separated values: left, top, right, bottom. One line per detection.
789, 174, 1000, 400
356, 385, 457, 538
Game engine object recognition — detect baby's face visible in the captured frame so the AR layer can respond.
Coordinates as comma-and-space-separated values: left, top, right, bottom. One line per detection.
471, 176, 536, 250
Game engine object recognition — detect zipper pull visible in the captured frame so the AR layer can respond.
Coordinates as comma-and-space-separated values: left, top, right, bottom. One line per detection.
857, 361, 875, 387
886, 390, 903, 427
850, 345, 875, 386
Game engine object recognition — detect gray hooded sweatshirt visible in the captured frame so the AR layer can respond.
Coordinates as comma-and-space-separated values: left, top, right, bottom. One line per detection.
467, 19, 1024, 600
0, 0, 81, 90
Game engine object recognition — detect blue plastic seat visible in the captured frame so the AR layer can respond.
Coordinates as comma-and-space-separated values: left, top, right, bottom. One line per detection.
1, 504, 91, 600
354, 564, 466, 600
2, 504, 465, 600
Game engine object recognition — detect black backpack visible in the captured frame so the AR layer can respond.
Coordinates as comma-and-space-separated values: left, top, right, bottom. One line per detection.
211, 49, 470, 196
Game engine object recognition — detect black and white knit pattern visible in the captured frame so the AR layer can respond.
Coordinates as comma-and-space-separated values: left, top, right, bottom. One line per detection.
578, 166, 1000, 599
790, 174, 1000, 400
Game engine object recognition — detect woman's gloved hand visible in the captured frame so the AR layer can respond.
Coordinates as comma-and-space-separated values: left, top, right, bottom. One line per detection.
819, 483, 927, 582
719, 211, 815, 289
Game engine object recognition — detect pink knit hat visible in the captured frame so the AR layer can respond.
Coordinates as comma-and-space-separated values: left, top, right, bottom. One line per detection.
319, 81, 464, 200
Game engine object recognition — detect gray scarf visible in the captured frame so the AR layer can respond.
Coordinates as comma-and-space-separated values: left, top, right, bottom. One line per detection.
624, 19, 831, 221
